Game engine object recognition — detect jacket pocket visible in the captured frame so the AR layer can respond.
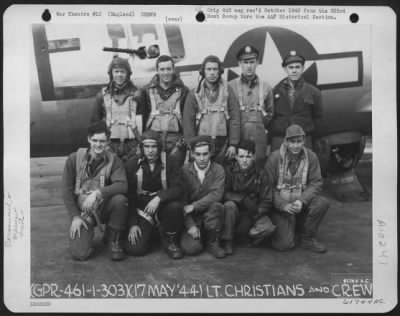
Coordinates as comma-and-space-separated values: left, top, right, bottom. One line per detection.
303, 95, 314, 105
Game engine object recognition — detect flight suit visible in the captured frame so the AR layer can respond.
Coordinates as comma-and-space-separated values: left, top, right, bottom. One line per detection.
124, 157, 185, 256
183, 79, 240, 165
143, 74, 189, 166
264, 145, 329, 251
222, 162, 275, 243
180, 161, 225, 255
229, 75, 273, 168
62, 148, 128, 261
91, 82, 146, 162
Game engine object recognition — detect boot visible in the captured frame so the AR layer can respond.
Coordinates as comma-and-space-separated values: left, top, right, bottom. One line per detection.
162, 232, 184, 259
298, 237, 327, 253
206, 230, 226, 259
224, 240, 234, 255
108, 229, 125, 261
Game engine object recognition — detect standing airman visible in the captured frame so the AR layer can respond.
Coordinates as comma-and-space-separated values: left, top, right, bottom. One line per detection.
229, 45, 274, 168
269, 51, 324, 151
183, 55, 240, 165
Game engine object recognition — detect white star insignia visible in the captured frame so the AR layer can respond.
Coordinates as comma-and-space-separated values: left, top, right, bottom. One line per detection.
226, 32, 314, 86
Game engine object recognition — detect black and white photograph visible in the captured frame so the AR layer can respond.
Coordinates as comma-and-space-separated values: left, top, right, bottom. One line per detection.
3, 4, 397, 313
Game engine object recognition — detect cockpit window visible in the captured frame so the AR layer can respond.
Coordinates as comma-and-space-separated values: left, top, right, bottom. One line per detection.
130, 24, 158, 43
106, 24, 126, 47
163, 25, 185, 59
107, 24, 126, 38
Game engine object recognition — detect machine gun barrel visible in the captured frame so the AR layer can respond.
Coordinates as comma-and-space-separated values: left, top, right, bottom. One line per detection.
103, 47, 146, 59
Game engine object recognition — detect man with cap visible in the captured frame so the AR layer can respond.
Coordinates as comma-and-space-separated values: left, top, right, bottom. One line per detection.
143, 55, 190, 166
264, 124, 330, 253
183, 55, 240, 165
180, 135, 227, 259
229, 45, 274, 169
91, 56, 147, 162
221, 139, 275, 255
62, 121, 128, 261
124, 130, 185, 259
269, 51, 324, 152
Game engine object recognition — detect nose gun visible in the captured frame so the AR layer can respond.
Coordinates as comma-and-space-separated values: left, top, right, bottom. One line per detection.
103, 45, 160, 59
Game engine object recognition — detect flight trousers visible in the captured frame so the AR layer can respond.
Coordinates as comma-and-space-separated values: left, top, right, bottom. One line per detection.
180, 202, 224, 255
221, 201, 275, 241
125, 201, 184, 256
270, 195, 330, 251
109, 138, 140, 163
69, 194, 128, 260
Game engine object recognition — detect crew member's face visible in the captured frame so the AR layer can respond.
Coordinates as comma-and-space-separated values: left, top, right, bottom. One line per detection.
112, 67, 128, 86
239, 58, 258, 79
143, 140, 159, 162
284, 62, 304, 82
286, 136, 305, 156
193, 145, 211, 170
204, 62, 220, 84
157, 60, 174, 85
236, 148, 255, 170
88, 133, 108, 157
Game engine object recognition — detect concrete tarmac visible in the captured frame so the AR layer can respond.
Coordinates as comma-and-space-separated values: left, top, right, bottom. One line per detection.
30, 154, 372, 299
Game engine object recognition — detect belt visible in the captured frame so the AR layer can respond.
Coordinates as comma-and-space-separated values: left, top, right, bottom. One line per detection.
240, 105, 262, 112
151, 109, 177, 115
137, 190, 158, 197
200, 107, 225, 114
280, 184, 302, 190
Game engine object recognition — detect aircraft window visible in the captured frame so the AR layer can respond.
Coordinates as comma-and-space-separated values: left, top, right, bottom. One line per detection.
107, 24, 126, 47
130, 24, 158, 43
107, 24, 126, 39
163, 25, 185, 59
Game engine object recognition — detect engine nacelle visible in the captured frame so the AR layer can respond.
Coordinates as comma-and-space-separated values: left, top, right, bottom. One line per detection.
314, 131, 367, 176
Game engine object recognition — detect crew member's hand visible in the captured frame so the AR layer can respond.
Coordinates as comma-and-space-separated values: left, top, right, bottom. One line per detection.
225, 145, 236, 160
183, 204, 195, 216
292, 200, 303, 213
187, 226, 201, 239
82, 191, 98, 213
70, 217, 88, 239
128, 225, 142, 245
283, 203, 297, 215
144, 196, 161, 216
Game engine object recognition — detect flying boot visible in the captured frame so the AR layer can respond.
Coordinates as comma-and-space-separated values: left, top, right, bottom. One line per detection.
108, 228, 125, 261
206, 230, 226, 259
161, 231, 184, 259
